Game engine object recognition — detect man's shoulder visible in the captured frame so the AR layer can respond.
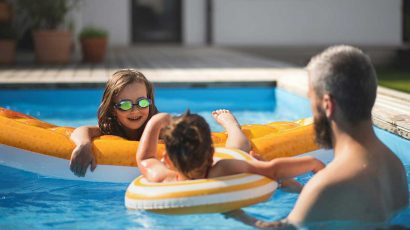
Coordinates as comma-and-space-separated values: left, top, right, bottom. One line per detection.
288, 164, 371, 223
292, 169, 340, 209
302, 163, 355, 197
299, 170, 337, 199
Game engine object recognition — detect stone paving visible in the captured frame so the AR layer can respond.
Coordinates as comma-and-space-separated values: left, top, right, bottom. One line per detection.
0, 45, 408, 140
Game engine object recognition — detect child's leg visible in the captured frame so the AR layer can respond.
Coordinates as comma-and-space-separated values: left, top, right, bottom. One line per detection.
212, 109, 251, 152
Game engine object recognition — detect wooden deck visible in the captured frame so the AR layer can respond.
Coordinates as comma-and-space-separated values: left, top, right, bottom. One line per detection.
373, 87, 410, 139
0, 45, 409, 140
0, 46, 293, 86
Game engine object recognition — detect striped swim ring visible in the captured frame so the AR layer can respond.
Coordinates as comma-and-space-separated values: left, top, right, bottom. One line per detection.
125, 147, 278, 214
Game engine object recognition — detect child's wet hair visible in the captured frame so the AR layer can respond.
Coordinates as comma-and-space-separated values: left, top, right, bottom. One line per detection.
162, 111, 214, 179
98, 69, 158, 139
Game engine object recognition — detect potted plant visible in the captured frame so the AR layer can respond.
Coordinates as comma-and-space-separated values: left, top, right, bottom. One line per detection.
0, 23, 16, 65
0, 0, 12, 23
79, 26, 108, 63
16, 0, 78, 64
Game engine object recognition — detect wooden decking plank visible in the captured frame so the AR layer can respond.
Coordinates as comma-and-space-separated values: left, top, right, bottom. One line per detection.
89, 63, 109, 82
375, 96, 410, 115
37, 65, 62, 82
7, 67, 34, 81
73, 64, 93, 82
0, 68, 16, 79
55, 62, 78, 82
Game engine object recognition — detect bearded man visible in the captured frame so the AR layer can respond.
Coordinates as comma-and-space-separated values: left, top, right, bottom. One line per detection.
226, 45, 408, 228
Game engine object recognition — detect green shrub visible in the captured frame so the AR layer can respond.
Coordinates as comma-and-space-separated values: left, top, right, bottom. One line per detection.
17, 0, 79, 30
79, 27, 108, 40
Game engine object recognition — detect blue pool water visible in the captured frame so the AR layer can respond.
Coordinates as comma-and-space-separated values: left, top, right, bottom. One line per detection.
0, 87, 409, 229
0, 87, 312, 131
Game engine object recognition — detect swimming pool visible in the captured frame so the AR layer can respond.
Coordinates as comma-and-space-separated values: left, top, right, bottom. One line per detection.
0, 87, 409, 229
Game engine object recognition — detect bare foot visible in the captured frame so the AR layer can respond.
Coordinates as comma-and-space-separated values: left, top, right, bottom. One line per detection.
212, 109, 252, 153
212, 109, 241, 131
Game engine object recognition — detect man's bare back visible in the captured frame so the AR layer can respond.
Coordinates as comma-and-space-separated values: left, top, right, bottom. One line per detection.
288, 137, 408, 223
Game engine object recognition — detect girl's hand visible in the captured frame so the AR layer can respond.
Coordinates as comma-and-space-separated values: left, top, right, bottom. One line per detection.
151, 113, 172, 128
69, 142, 97, 177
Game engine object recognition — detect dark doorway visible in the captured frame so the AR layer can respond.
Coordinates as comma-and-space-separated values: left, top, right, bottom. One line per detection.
404, 0, 410, 43
131, 0, 181, 43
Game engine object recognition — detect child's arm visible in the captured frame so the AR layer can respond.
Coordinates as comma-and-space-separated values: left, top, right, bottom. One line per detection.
265, 156, 325, 180
136, 113, 173, 182
69, 126, 101, 177
214, 156, 325, 181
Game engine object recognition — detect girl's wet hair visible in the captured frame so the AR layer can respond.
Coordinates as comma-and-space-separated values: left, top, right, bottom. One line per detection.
98, 69, 158, 139
162, 111, 214, 179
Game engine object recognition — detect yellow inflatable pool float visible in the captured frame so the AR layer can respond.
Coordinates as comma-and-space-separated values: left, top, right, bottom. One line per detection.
0, 107, 321, 214
0, 107, 319, 166
125, 148, 278, 214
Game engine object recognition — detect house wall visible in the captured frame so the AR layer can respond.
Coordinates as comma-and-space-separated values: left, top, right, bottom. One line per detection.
78, 0, 130, 46
182, 0, 206, 45
75, 0, 402, 47
213, 0, 402, 46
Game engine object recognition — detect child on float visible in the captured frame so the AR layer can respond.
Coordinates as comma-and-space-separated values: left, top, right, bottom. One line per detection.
137, 109, 325, 183
70, 69, 158, 177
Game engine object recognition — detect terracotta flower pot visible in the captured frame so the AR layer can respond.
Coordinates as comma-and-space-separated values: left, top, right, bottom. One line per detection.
81, 37, 107, 63
0, 2, 12, 23
0, 39, 16, 65
33, 30, 72, 64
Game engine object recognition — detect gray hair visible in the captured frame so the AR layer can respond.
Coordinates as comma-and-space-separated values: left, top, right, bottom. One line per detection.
306, 45, 378, 124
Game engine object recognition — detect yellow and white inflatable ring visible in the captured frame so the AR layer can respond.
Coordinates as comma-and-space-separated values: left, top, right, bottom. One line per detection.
125, 148, 278, 214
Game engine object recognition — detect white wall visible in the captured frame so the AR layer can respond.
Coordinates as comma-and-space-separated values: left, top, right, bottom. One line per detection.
72, 0, 402, 46
78, 0, 130, 46
213, 0, 402, 46
182, 0, 206, 46
77, 0, 206, 46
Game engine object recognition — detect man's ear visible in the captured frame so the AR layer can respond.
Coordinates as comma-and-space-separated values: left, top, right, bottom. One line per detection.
322, 94, 335, 119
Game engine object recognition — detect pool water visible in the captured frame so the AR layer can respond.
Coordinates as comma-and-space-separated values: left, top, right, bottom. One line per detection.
0, 87, 311, 130
0, 87, 409, 229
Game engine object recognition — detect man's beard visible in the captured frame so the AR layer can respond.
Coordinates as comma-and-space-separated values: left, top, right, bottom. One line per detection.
313, 106, 333, 149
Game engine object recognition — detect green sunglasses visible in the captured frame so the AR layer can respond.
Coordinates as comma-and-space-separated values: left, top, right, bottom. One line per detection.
114, 98, 151, 111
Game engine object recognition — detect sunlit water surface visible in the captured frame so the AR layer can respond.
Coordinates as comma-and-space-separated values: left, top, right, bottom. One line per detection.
0, 87, 409, 229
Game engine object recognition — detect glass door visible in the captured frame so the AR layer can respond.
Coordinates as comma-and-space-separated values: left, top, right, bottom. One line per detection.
131, 0, 181, 43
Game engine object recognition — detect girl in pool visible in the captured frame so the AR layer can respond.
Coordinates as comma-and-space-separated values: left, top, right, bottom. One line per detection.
137, 109, 325, 182
70, 69, 158, 177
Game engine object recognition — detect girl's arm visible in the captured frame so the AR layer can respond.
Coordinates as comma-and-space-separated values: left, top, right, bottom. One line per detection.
70, 125, 102, 146
136, 113, 173, 182
264, 156, 325, 180
214, 156, 325, 181
69, 126, 102, 177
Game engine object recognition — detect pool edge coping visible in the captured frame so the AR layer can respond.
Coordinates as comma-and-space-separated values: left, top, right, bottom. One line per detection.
0, 69, 409, 141
275, 71, 410, 141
